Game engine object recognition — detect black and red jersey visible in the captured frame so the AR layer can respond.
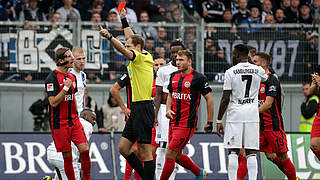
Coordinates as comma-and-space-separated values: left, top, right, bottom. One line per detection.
168, 69, 212, 128
45, 69, 78, 130
259, 72, 284, 131
117, 73, 132, 121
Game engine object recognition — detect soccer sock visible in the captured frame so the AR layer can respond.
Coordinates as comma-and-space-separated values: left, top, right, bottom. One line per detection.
80, 150, 91, 180
176, 153, 200, 176
160, 158, 175, 180
169, 163, 178, 180
125, 152, 144, 178
63, 154, 76, 180
155, 147, 166, 179
124, 161, 133, 180
228, 152, 239, 180
237, 154, 248, 180
246, 154, 257, 180
280, 158, 296, 180
143, 160, 155, 180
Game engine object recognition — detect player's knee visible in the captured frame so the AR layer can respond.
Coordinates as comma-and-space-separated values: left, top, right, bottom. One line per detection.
310, 139, 320, 153
118, 144, 129, 157
276, 152, 288, 162
265, 153, 276, 161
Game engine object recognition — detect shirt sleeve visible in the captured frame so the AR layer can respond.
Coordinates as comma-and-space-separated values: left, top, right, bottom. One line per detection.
45, 73, 59, 97
223, 70, 232, 90
71, 74, 78, 94
200, 75, 212, 96
258, 66, 268, 82
167, 74, 174, 93
129, 49, 138, 61
117, 73, 130, 88
155, 68, 164, 87
266, 75, 278, 97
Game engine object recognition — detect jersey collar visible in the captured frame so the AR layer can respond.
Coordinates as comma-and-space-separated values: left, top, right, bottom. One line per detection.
181, 68, 194, 77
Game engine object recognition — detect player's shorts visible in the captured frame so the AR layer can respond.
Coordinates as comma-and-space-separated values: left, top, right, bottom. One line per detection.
155, 104, 170, 143
311, 116, 320, 138
168, 126, 194, 152
152, 125, 159, 147
260, 130, 288, 153
224, 122, 259, 150
51, 119, 87, 152
122, 100, 155, 144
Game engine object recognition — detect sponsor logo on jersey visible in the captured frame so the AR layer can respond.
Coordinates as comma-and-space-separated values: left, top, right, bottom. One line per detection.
238, 98, 254, 105
258, 100, 265, 106
47, 83, 54, 91
184, 81, 190, 88
65, 94, 74, 101
269, 85, 277, 91
260, 86, 265, 93
172, 92, 191, 100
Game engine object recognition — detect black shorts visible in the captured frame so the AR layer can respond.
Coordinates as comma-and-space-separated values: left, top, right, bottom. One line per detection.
122, 100, 155, 144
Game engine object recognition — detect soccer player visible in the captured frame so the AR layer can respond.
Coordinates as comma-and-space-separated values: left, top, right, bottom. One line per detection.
160, 50, 214, 180
216, 45, 268, 180
253, 52, 296, 180
45, 47, 91, 180
100, 8, 155, 179
70, 46, 87, 114
310, 72, 320, 161
47, 109, 96, 180
154, 39, 185, 179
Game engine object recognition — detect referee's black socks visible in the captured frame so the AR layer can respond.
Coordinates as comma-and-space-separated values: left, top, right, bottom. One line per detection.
125, 152, 144, 177
143, 160, 155, 180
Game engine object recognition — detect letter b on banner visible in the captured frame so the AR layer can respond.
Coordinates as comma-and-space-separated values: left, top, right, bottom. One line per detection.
17, 30, 38, 71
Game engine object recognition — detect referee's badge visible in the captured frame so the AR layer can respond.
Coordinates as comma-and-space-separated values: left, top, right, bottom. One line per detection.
184, 81, 190, 88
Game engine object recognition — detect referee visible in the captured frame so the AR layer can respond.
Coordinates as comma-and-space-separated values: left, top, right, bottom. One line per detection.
99, 8, 155, 179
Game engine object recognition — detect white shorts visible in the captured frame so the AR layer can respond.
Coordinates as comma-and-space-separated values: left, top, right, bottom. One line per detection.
155, 104, 170, 143
223, 122, 259, 150
47, 149, 80, 180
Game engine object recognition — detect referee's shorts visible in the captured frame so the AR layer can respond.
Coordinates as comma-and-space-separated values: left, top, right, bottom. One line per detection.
122, 100, 155, 144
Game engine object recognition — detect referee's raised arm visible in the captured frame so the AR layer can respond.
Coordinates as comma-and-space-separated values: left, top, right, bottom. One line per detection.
119, 8, 134, 39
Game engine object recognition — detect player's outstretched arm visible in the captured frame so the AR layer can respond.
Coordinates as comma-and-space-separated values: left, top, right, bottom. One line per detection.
48, 78, 71, 107
110, 82, 130, 119
119, 8, 134, 39
203, 93, 214, 133
259, 96, 274, 113
99, 25, 134, 60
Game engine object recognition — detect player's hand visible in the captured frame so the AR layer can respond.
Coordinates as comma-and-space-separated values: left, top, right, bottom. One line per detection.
119, 8, 127, 19
98, 25, 111, 39
154, 117, 158, 126
98, 128, 107, 133
166, 110, 175, 119
63, 78, 72, 88
204, 122, 213, 133
122, 107, 130, 119
216, 123, 224, 138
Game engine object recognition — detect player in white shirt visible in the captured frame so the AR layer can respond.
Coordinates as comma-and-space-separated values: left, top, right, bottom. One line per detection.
154, 39, 185, 180
47, 109, 96, 180
70, 47, 87, 114
216, 44, 268, 180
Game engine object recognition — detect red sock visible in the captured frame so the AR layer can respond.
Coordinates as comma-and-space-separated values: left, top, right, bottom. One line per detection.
160, 158, 175, 180
237, 154, 248, 180
280, 159, 296, 180
80, 150, 91, 180
176, 154, 200, 176
316, 150, 320, 161
124, 161, 133, 180
63, 154, 75, 180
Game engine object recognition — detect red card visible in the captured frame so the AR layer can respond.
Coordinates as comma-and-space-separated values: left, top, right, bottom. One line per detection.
117, 2, 126, 12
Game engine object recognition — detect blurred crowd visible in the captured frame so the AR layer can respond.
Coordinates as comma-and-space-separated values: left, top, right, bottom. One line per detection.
0, 0, 319, 83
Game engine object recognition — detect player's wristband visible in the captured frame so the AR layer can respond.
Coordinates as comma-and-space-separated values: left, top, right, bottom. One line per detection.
121, 18, 129, 28
108, 35, 113, 41
216, 119, 223, 123
63, 86, 69, 92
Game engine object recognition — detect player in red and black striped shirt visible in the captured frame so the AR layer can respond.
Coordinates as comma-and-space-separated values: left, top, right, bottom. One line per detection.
253, 52, 296, 180
160, 50, 214, 180
45, 47, 91, 180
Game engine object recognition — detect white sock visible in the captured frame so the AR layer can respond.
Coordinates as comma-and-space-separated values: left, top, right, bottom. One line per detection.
169, 163, 178, 180
155, 147, 167, 180
228, 152, 238, 180
247, 154, 258, 180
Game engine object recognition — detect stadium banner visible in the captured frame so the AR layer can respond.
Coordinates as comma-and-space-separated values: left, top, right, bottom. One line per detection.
0, 133, 262, 179
261, 133, 320, 180
0, 28, 304, 81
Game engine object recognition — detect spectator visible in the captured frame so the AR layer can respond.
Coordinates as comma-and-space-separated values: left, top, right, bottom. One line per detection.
29, 91, 50, 131
201, 0, 225, 22
311, 0, 320, 13
83, 1, 107, 21
155, 26, 168, 48
87, 72, 101, 84
275, 8, 286, 23
133, 10, 158, 40
84, 89, 99, 116
305, 32, 319, 76
51, 12, 63, 30
300, 82, 319, 132
90, 12, 101, 30
19, 0, 47, 22
56, 0, 81, 22
232, 0, 250, 24
261, 0, 273, 23
281, 0, 291, 9
223, 9, 233, 23
264, 14, 276, 24
24, 72, 33, 82
298, 3, 313, 24
15, 0, 29, 20
0, 4, 9, 21
109, 0, 137, 23
241, 5, 262, 33
107, 11, 122, 30
5, 2, 17, 21
145, 37, 156, 55
129, 0, 165, 21
98, 92, 125, 132
284, 0, 300, 23
164, 1, 179, 22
